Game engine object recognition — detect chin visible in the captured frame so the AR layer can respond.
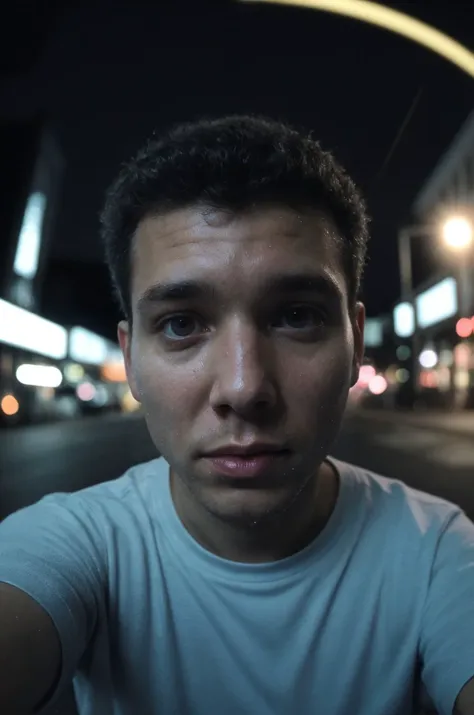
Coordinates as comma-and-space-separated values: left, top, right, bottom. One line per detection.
203, 484, 305, 526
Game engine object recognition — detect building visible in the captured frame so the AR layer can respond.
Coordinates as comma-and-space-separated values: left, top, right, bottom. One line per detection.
394, 110, 474, 409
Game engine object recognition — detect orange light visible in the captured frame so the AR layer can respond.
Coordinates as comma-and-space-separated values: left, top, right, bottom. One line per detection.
456, 318, 473, 338
1, 394, 19, 416
101, 361, 127, 383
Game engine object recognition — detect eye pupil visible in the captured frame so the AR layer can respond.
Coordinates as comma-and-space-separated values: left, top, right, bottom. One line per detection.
284, 307, 312, 328
168, 316, 195, 337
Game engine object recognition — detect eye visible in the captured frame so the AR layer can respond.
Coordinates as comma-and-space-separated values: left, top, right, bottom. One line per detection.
274, 305, 325, 330
159, 314, 202, 340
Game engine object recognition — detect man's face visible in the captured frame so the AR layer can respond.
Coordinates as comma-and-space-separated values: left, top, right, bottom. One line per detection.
119, 204, 364, 524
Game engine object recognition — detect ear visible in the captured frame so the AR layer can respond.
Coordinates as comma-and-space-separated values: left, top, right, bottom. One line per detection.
350, 302, 365, 387
118, 320, 141, 403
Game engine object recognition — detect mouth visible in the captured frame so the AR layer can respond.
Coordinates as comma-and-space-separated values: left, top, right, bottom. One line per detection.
202, 448, 291, 479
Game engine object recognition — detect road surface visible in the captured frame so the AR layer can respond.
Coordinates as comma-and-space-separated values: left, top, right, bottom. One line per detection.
1, 409, 473, 521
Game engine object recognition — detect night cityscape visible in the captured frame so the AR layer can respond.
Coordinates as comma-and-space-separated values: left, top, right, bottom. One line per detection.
0, 2, 473, 714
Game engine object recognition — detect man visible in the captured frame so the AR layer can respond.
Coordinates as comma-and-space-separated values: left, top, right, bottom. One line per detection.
0, 115, 473, 715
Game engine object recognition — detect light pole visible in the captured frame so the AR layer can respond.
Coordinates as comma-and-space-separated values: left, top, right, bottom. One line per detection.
396, 216, 473, 408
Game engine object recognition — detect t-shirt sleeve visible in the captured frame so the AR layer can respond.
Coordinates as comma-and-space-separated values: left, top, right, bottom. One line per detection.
0, 492, 107, 713
419, 508, 474, 715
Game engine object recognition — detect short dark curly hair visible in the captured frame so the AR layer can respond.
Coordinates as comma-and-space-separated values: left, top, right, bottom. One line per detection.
100, 115, 370, 321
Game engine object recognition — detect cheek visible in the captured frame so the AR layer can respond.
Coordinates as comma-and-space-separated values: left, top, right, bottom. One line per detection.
285, 335, 353, 411
132, 350, 201, 425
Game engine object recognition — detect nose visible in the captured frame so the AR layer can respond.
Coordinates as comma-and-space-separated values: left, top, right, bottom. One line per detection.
209, 321, 277, 419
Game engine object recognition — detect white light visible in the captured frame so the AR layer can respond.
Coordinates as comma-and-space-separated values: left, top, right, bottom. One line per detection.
0, 299, 68, 359
16, 364, 63, 388
368, 375, 388, 395
416, 277, 458, 329
394, 302, 415, 338
419, 349, 438, 369
443, 217, 473, 250
364, 319, 383, 347
69, 327, 109, 365
13, 192, 47, 280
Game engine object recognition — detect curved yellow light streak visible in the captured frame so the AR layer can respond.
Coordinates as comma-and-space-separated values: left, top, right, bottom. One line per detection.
239, 0, 474, 79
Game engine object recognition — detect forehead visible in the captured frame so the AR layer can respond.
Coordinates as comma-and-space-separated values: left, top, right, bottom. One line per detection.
131, 204, 346, 306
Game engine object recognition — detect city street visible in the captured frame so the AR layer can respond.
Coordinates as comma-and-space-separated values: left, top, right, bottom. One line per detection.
1, 409, 473, 522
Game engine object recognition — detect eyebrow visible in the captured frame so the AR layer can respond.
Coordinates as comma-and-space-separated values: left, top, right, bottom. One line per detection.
136, 272, 341, 314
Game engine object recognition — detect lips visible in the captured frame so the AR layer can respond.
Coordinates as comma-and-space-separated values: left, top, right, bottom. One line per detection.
203, 449, 289, 479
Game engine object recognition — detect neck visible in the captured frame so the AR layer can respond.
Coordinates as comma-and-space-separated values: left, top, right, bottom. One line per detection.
170, 461, 339, 564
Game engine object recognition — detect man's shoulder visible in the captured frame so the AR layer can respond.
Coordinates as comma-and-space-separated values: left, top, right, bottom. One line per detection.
7, 457, 168, 528
333, 457, 463, 535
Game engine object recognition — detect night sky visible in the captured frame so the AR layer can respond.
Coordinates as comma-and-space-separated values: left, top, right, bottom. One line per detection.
1, 0, 473, 340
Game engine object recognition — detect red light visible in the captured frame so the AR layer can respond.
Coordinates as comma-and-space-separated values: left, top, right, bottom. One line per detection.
456, 318, 473, 339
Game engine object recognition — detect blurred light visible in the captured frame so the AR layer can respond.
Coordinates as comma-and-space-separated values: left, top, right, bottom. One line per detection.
396, 345, 411, 361
13, 192, 47, 280
439, 349, 454, 366
121, 388, 141, 413
438, 366, 451, 390
364, 319, 383, 347
420, 370, 439, 389
456, 318, 473, 338
77, 382, 96, 402
64, 363, 85, 383
395, 368, 410, 383
16, 364, 63, 388
416, 277, 457, 329
239, 0, 474, 79
368, 375, 387, 395
419, 349, 438, 369
358, 364, 376, 386
0, 299, 68, 359
454, 343, 471, 368
69, 327, 109, 365
38, 386, 55, 401
442, 216, 473, 250
93, 384, 109, 407
1, 394, 19, 416
385, 365, 398, 384
394, 302, 415, 338
455, 371, 469, 389
101, 361, 127, 383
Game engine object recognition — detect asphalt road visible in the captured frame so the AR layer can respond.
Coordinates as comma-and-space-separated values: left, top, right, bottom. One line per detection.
1, 410, 473, 521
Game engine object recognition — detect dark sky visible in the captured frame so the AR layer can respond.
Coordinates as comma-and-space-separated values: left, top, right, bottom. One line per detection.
1, 0, 473, 339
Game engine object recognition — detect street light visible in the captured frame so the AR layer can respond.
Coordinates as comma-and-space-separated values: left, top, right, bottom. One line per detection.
398, 215, 473, 300
396, 215, 473, 409
442, 216, 473, 250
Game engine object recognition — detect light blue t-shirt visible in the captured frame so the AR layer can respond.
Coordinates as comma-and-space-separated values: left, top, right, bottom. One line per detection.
1, 457, 474, 715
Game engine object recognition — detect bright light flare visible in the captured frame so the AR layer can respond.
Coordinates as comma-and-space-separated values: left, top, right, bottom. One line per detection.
443, 217, 473, 250
368, 375, 387, 395
238, 0, 474, 79
16, 364, 63, 388
419, 349, 438, 369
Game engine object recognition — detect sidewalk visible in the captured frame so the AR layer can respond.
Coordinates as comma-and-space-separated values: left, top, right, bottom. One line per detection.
350, 406, 474, 439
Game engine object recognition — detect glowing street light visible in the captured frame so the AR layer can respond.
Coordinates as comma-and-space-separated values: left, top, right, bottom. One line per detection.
442, 216, 473, 251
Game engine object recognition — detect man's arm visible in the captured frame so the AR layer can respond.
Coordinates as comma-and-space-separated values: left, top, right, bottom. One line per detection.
0, 492, 106, 714
418, 509, 474, 715
454, 677, 474, 715
0, 582, 61, 713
